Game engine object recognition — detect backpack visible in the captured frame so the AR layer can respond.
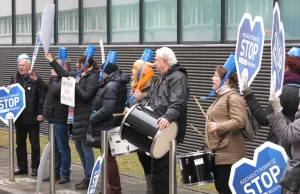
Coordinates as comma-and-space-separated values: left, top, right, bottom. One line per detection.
226, 92, 261, 140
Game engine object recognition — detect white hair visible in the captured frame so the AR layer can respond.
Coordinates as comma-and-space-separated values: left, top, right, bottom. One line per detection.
18, 59, 31, 66
156, 47, 177, 66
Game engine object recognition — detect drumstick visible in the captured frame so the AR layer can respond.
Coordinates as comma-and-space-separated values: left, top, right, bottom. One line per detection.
189, 124, 204, 137
193, 96, 210, 123
113, 113, 125, 117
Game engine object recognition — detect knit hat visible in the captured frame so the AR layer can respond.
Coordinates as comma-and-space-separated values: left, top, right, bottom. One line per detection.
101, 63, 118, 75
17, 54, 31, 62
133, 60, 154, 75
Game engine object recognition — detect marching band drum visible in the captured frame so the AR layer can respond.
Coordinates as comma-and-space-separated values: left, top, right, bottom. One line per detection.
119, 103, 178, 159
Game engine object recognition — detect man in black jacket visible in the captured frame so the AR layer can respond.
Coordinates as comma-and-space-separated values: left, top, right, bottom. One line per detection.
11, 54, 45, 176
144, 47, 189, 194
90, 62, 130, 194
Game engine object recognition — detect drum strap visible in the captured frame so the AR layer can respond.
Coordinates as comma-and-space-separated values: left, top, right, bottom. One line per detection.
146, 76, 162, 106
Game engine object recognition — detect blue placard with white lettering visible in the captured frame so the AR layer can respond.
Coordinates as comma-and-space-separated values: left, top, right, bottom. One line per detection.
88, 155, 104, 194
235, 13, 265, 90
229, 142, 288, 194
0, 83, 26, 125
271, 2, 285, 98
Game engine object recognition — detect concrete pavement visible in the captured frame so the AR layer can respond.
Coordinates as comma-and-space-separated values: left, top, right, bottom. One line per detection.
0, 148, 206, 194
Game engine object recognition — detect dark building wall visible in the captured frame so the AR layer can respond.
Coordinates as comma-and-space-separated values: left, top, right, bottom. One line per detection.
0, 44, 294, 158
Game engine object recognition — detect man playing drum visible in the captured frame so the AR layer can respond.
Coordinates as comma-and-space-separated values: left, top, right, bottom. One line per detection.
143, 47, 189, 194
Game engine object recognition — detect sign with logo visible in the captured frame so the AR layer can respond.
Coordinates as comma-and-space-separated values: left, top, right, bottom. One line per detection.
235, 13, 265, 90
31, 31, 41, 71
0, 83, 26, 125
271, 2, 285, 98
229, 141, 288, 194
88, 155, 104, 194
61, 77, 75, 107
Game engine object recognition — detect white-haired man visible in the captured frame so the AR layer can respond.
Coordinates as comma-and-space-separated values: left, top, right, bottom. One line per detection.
10, 54, 45, 176
143, 47, 189, 194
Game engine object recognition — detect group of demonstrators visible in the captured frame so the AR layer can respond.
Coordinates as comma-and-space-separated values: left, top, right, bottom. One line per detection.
11, 46, 189, 194
10, 41, 300, 194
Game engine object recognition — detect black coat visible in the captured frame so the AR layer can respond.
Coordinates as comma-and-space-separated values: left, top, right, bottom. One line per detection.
90, 70, 130, 135
36, 75, 68, 123
145, 64, 189, 143
50, 59, 100, 140
10, 73, 45, 125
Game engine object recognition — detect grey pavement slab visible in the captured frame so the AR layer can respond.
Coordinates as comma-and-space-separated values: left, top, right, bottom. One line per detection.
0, 148, 204, 194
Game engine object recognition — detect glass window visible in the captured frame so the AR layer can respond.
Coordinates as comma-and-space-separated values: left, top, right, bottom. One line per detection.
144, 0, 177, 42
226, 0, 273, 40
58, 0, 79, 43
83, 0, 107, 43
182, 0, 220, 41
111, 0, 139, 43
36, 0, 54, 43
16, 0, 31, 44
280, 0, 300, 40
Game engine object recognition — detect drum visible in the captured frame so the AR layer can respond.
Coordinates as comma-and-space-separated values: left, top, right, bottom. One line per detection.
177, 150, 214, 185
120, 103, 178, 159
108, 127, 138, 156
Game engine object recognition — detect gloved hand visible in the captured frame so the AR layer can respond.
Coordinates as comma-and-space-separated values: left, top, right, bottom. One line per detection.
240, 76, 252, 96
269, 77, 283, 113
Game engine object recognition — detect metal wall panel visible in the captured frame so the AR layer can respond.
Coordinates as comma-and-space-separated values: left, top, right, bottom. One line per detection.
0, 44, 295, 158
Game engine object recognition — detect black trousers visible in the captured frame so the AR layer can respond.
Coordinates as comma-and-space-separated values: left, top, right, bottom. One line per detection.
137, 150, 152, 175
212, 164, 232, 194
15, 120, 40, 170
151, 152, 169, 194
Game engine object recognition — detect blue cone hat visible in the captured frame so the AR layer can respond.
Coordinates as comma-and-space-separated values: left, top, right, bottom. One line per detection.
58, 47, 67, 60
223, 54, 237, 73
288, 47, 300, 58
140, 49, 153, 62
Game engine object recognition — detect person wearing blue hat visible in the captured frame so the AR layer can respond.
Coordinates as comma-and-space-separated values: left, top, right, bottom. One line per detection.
204, 54, 247, 194
44, 46, 100, 189
11, 54, 46, 177
142, 47, 189, 194
241, 47, 300, 158
88, 51, 130, 194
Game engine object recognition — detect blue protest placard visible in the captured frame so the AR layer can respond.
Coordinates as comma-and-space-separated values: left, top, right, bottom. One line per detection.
229, 142, 288, 194
0, 83, 26, 125
271, 2, 285, 98
88, 155, 104, 194
235, 13, 265, 90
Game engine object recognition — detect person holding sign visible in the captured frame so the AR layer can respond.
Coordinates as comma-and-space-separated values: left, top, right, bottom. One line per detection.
30, 52, 72, 184
127, 52, 156, 194
241, 47, 300, 158
47, 46, 100, 190
10, 54, 46, 176
204, 54, 247, 194
267, 80, 300, 194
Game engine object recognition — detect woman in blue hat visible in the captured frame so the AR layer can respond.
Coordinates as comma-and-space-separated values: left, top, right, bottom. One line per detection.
204, 54, 247, 194
241, 47, 300, 158
45, 46, 100, 190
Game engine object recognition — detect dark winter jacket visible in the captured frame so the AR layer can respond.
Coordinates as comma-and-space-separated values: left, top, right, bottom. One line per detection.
144, 63, 189, 143
245, 84, 300, 157
35, 75, 68, 123
90, 70, 130, 135
10, 72, 45, 125
50, 60, 100, 140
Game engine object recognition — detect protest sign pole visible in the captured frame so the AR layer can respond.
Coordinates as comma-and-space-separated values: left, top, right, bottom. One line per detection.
49, 124, 55, 193
8, 118, 14, 181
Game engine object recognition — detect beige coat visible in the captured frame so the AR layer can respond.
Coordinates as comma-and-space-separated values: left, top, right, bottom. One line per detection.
205, 86, 247, 165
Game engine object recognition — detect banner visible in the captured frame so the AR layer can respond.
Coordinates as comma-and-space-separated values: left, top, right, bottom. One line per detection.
0, 83, 26, 125
229, 141, 288, 194
235, 13, 265, 90
60, 77, 75, 107
271, 2, 285, 98
31, 31, 41, 71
